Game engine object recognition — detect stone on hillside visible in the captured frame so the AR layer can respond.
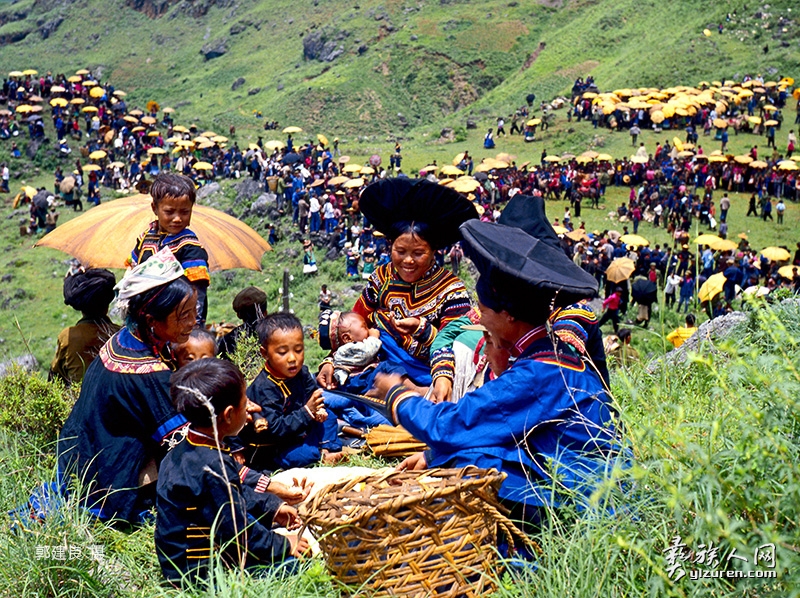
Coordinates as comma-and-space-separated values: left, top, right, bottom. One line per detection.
231, 77, 246, 91
646, 310, 749, 374
439, 127, 455, 142
230, 21, 248, 35
0, 354, 38, 378
196, 182, 221, 200
250, 194, 272, 216
248, 87, 261, 95
39, 16, 64, 39
466, 118, 477, 129
303, 28, 350, 62
201, 38, 228, 60
236, 179, 262, 202
25, 141, 40, 160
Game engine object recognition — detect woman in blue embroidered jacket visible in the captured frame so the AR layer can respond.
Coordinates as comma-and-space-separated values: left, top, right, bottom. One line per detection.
366, 220, 621, 524
57, 248, 196, 524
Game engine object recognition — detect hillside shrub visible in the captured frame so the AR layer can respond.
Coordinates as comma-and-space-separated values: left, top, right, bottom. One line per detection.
0, 367, 75, 444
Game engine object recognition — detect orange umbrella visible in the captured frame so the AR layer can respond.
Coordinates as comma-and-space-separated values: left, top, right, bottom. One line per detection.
606, 258, 636, 283
35, 194, 271, 271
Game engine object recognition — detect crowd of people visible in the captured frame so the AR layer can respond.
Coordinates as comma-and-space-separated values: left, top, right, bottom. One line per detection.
4, 65, 799, 588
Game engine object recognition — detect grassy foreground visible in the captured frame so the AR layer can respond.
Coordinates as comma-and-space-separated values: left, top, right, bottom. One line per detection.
1, 299, 799, 597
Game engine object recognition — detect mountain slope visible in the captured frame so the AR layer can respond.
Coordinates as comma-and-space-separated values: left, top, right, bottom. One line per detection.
0, 0, 797, 139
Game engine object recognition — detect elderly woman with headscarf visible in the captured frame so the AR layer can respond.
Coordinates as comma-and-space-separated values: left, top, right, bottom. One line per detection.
49, 267, 121, 385
317, 178, 478, 403
57, 248, 197, 523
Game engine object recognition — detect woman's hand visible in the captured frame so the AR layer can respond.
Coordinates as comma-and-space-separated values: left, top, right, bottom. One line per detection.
396, 451, 427, 472
316, 363, 336, 390
369, 372, 405, 402
390, 316, 421, 335
245, 400, 262, 424
274, 504, 302, 530
287, 533, 311, 557
430, 377, 453, 404
269, 478, 313, 505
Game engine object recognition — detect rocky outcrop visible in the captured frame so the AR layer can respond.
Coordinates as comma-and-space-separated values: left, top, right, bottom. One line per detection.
200, 37, 228, 60
125, 0, 236, 19
303, 27, 350, 62
38, 16, 63, 39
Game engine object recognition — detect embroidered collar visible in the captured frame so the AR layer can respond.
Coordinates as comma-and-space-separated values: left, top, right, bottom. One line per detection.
186, 427, 230, 452
510, 325, 548, 359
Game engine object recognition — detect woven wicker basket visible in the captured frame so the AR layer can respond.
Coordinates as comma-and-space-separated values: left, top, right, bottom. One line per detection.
300, 466, 532, 597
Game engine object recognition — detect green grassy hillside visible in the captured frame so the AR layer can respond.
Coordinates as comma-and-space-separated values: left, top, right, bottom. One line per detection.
0, 0, 797, 141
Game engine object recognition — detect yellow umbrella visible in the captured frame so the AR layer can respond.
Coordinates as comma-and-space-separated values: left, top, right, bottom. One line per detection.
317, 133, 329, 146
123, 115, 139, 123
360, 166, 375, 175
147, 131, 161, 137
172, 125, 189, 133
82, 106, 99, 113
552, 225, 568, 235
777, 160, 798, 171
441, 165, 464, 176
76, 69, 90, 76
693, 234, 721, 246
264, 140, 285, 151
750, 160, 768, 169
22, 69, 38, 76
282, 126, 303, 134
141, 116, 157, 125
163, 107, 175, 114
21, 185, 37, 199
764, 119, 779, 127
473, 163, 493, 173
713, 118, 728, 128
193, 162, 214, 170
50, 85, 66, 93
193, 136, 211, 144
699, 272, 726, 303
677, 150, 695, 158
651, 110, 665, 124
543, 155, 561, 162
131, 126, 146, 133
343, 178, 365, 189
597, 153, 613, 161
673, 137, 684, 151
778, 265, 799, 279
69, 98, 85, 105
619, 234, 649, 247
606, 257, 636, 283
176, 140, 194, 148
438, 178, 454, 186
147, 147, 167, 155
710, 239, 738, 252
67, 75, 82, 83
89, 150, 107, 160
447, 177, 481, 193
197, 141, 216, 150
212, 135, 228, 143
113, 90, 127, 97
89, 87, 105, 98
83, 164, 102, 172
421, 164, 439, 172
35, 194, 271, 271
565, 229, 589, 242
452, 152, 466, 166
575, 156, 594, 164
733, 155, 753, 164
629, 155, 648, 164
703, 28, 711, 37
738, 89, 754, 98
763, 105, 777, 112
526, 118, 542, 126
747, 116, 761, 125
342, 164, 363, 174
15, 105, 33, 113
581, 150, 599, 159
327, 175, 349, 186
109, 161, 125, 168
8, 70, 23, 77
761, 247, 791, 262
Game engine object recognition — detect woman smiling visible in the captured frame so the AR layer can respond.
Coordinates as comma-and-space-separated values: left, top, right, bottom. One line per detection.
318, 178, 477, 403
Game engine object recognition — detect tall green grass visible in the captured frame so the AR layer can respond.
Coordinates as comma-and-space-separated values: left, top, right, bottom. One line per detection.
1, 301, 799, 596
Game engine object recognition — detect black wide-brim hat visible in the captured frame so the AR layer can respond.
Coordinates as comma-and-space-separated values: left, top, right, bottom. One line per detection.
460, 220, 598, 301
497, 194, 561, 250
359, 178, 478, 250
